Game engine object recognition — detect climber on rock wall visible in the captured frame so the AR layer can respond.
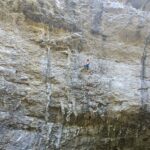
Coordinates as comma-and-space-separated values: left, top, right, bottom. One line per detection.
84, 59, 90, 70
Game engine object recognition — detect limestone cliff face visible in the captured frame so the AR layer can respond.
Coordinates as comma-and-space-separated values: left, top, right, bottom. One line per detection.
0, 0, 150, 150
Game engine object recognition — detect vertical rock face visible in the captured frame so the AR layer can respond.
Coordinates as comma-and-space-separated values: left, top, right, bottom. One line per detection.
0, 0, 150, 149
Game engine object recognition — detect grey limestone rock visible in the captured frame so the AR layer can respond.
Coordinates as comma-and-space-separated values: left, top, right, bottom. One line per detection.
0, 0, 150, 150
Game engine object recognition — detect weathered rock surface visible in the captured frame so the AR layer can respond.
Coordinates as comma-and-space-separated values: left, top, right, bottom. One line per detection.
0, 0, 150, 149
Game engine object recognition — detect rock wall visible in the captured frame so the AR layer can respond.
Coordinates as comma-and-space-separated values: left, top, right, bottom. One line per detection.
0, 0, 150, 150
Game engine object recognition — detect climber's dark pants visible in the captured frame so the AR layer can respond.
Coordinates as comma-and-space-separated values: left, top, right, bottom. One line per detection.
84, 64, 89, 70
